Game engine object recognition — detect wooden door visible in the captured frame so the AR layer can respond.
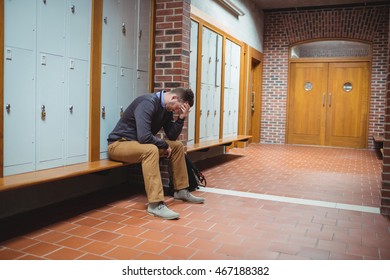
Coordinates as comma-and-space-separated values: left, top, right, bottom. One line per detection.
288, 62, 328, 146
326, 62, 370, 148
288, 62, 370, 148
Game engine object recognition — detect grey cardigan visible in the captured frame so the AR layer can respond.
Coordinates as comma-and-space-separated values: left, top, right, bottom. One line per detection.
107, 91, 184, 149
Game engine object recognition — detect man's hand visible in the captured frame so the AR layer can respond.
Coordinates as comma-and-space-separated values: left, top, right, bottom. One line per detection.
163, 146, 172, 158
178, 103, 190, 120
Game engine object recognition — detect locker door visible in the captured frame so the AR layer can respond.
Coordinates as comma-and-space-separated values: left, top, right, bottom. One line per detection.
100, 65, 119, 158
223, 40, 232, 137
37, 0, 65, 56
36, 54, 65, 170
119, 0, 137, 69
137, 0, 151, 72
66, 59, 89, 164
135, 70, 149, 96
188, 20, 199, 145
118, 67, 135, 119
4, 0, 36, 50
212, 86, 221, 140
206, 85, 213, 140
67, 0, 92, 60
231, 42, 241, 135
199, 83, 208, 141
3, 48, 36, 175
201, 27, 209, 83
102, 0, 119, 66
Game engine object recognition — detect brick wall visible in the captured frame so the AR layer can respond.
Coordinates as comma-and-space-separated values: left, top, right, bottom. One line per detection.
262, 6, 389, 148
381, 8, 390, 215
154, 0, 191, 186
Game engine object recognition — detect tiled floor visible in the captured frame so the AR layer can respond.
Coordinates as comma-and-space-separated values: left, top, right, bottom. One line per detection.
1, 143, 390, 260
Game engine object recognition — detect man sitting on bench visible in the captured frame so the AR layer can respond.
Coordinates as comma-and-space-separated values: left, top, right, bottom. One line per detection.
107, 88, 204, 220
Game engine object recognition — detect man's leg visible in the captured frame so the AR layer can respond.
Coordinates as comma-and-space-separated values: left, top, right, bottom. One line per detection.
166, 140, 205, 204
108, 140, 164, 203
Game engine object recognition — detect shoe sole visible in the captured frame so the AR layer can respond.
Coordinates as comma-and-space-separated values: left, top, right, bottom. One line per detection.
147, 211, 179, 220
173, 196, 205, 204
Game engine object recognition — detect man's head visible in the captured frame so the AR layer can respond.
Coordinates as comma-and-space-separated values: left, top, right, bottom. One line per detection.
165, 88, 194, 114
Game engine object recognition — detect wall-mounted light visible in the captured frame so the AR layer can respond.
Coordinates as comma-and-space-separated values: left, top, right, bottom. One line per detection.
216, 0, 245, 16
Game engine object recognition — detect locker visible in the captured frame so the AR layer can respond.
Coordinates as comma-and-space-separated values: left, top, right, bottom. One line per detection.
199, 83, 208, 140
118, 67, 135, 118
100, 65, 119, 158
135, 70, 150, 96
215, 34, 223, 87
211, 86, 221, 140
67, 0, 92, 60
3, 48, 36, 176
207, 32, 217, 85
201, 27, 210, 83
102, 0, 120, 66
37, 0, 65, 56
188, 20, 199, 145
4, 0, 36, 50
136, 0, 151, 72
119, 0, 137, 69
66, 59, 89, 164
36, 53, 65, 170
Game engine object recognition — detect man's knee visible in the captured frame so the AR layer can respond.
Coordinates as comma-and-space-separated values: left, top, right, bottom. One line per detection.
168, 140, 184, 151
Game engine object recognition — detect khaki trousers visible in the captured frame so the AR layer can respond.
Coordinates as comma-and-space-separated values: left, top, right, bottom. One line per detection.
108, 140, 189, 203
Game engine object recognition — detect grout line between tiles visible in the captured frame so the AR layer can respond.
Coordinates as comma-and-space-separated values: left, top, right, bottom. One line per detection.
200, 187, 380, 214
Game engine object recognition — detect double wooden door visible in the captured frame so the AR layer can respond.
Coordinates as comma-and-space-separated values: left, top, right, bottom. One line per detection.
287, 62, 370, 148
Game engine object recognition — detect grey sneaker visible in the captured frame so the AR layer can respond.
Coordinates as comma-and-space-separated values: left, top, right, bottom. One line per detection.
147, 202, 179, 220
174, 189, 205, 204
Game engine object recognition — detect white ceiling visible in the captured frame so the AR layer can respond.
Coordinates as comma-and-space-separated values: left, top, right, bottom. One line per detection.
251, 0, 386, 10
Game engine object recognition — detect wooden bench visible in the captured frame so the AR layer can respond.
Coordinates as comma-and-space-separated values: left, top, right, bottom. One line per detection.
0, 135, 252, 193
0, 159, 129, 193
187, 135, 252, 152
373, 134, 384, 157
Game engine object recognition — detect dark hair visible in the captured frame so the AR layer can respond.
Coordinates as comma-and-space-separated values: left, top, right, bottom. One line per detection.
171, 87, 194, 107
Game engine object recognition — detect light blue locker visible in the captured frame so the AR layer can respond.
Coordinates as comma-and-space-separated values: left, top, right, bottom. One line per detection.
100, 65, 119, 159
67, 0, 92, 60
66, 59, 89, 164
231, 42, 241, 135
36, 53, 65, 170
118, 67, 135, 118
3, 48, 36, 176
199, 83, 208, 141
37, 0, 65, 56
201, 27, 210, 83
102, 0, 120, 66
136, 0, 151, 72
135, 70, 149, 96
4, 0, 36, 50
207, 32, 217, 86
119, 0, 137, 69
188, 20, 198, 145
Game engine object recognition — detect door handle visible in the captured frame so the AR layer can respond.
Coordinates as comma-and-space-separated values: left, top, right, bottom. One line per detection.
328, 93, 332, 107
5, 104, 11, 114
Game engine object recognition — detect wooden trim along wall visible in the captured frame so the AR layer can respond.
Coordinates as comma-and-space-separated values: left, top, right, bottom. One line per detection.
89, 0, 103, 162
0, 0, 4, 177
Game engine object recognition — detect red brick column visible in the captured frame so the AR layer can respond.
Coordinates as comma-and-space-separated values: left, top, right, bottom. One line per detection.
154, 0, 191, 91
154, 0, 191, 187
381, 7, 390, 216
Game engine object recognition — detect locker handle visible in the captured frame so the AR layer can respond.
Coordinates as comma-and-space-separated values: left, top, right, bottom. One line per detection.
122, 23, 126, 35
214, 110, 217, 116
102, 106, 106, 119
207, 110, 210, 117
5, 104, 10, 114
43, 0, 46, 4
41, 105, 46, 120
200, 109, 202, 116
69, 105, 74, 114
328, 93, 332, 107
71, 5, 75, 14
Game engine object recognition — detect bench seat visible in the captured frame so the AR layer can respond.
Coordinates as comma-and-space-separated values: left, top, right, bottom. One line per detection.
187, 135, 252, 152
0, 159, 128, 193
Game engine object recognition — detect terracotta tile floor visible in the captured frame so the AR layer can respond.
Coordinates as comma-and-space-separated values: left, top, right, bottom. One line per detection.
1, 143, 390, 260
